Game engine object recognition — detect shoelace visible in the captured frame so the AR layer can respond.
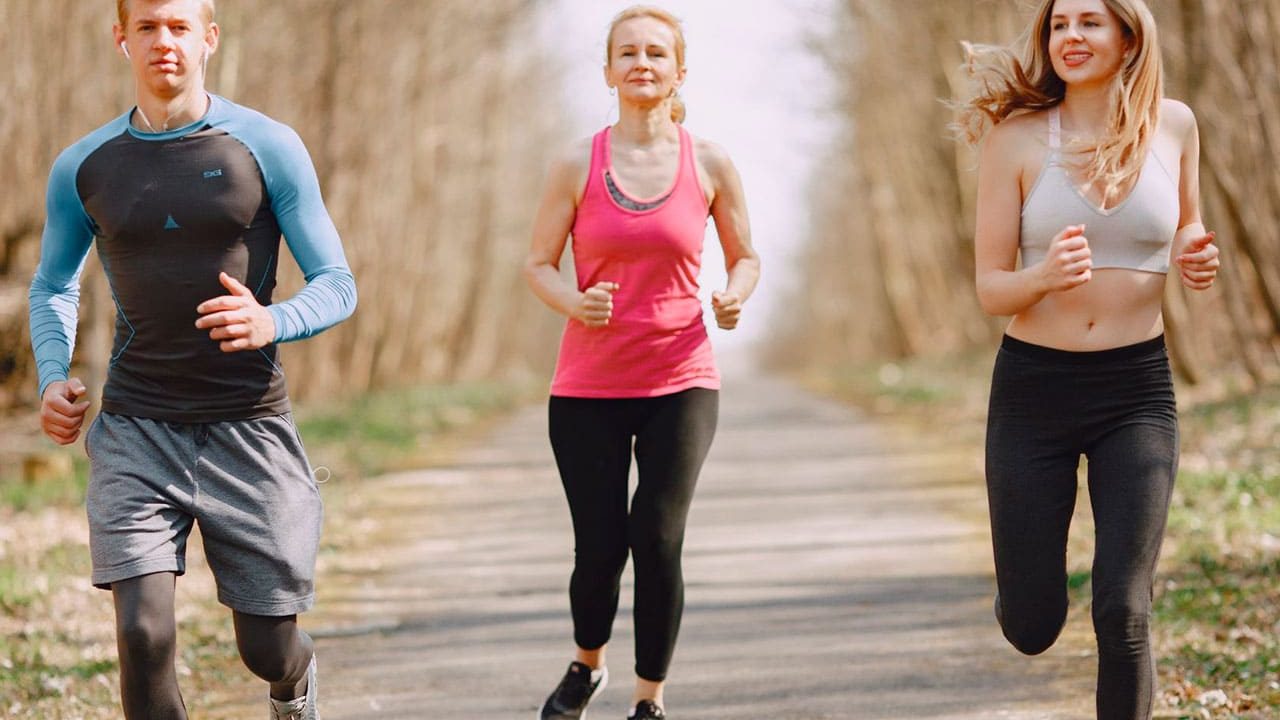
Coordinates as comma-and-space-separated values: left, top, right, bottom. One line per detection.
270, 697, 307, 719
632, 702, 664, 720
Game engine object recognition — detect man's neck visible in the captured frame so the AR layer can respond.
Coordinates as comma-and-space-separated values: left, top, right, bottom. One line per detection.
132, 88, 210, 133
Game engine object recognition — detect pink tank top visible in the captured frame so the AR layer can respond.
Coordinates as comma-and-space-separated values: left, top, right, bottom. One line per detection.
550, 125, 720, 398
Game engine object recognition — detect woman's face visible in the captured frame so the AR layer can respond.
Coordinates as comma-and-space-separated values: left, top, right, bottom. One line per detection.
605, 16, 684, 107
1047, 0, 1131, 89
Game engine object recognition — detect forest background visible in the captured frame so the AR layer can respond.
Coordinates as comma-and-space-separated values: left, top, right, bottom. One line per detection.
0, 1, 1276, 717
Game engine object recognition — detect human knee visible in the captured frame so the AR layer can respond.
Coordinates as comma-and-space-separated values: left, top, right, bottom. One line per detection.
234, 619, 307, 684
997, 596, 1067, 656
1092, 596, 1150, 652
237, 637, 296, 683
117, 611, 176, 667
629, 525, 684, 568
1002, 622, 1062, 655
575, 541, 629, 577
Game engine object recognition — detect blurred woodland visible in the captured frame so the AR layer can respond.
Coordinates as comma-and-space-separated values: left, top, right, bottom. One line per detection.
777, 0, 1280, 389
5, 0, 1280, 409
0, 2, 1276, 715
0, 0, 563, 411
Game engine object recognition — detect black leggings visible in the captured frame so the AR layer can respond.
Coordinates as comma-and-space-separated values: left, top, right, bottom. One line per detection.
985, 335, 1178, 720
549, 387, 719, 681
112, 572, 314, 719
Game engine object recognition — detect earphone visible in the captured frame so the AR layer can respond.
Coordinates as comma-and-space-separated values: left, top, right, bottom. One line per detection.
120, 42, 210, 64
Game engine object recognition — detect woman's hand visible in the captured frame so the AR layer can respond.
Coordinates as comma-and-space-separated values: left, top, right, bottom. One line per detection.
1175, 231, 1219, 290
711, 290, 742, 330
1036, 224, 1092, 293
576, 281, 619, 327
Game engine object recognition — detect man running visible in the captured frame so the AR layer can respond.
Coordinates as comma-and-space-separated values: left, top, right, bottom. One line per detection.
29, 1, 356, 717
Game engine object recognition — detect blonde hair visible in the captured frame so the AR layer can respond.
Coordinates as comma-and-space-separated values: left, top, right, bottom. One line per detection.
957, 0, 1162, 203
606, 5, 687, 124
117, 0, 216, 28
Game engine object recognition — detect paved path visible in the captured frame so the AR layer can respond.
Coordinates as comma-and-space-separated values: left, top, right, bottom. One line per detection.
304, 374, 1096, 719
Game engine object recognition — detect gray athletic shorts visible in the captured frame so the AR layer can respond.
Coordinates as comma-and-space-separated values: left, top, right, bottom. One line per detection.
84, 411, 322, 616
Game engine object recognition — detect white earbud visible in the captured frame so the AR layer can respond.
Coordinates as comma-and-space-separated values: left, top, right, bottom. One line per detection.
121, 41, 130, 59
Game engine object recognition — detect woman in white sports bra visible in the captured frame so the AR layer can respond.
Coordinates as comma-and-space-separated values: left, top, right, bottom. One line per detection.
957, 0, 1219, 718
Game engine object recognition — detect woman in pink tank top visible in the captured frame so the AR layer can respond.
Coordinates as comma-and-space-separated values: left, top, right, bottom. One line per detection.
958, 1, 1219, 718
524, 6, 760, 720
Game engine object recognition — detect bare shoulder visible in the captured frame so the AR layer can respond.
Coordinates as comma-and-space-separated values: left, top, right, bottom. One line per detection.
550, 135, 594, 176
1159, 97, 1197, 137
984, 110, 1045, 156
979, 111, 1048, 189
543, 135, 594, 197
691, 133, 737, 177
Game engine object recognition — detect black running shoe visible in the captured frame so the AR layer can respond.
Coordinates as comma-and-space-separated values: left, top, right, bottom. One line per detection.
629, 700, 665, 719
539, 661, 607, 720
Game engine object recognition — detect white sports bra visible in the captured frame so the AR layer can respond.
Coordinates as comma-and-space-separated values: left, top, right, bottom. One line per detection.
1020, 106, 1179, 274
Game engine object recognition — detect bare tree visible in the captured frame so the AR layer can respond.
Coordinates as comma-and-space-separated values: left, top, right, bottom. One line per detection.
774, 0, 1280, 388
0, 1, 565, 409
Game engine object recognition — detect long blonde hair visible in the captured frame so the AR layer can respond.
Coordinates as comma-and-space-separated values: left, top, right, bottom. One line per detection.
606, 5, 687, 124
957, 0, 1163, 202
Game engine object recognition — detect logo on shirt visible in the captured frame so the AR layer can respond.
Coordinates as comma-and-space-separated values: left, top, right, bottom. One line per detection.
164, 215, 181, 230
203, 169, 223, 179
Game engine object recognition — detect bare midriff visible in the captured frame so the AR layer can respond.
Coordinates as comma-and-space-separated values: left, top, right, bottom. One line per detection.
1006, 268, 1167, 350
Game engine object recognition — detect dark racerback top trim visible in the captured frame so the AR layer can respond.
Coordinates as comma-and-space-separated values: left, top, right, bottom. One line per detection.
604, 171, 673, 211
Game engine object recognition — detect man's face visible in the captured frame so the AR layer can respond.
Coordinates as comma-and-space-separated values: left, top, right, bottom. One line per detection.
115, 0, 217, 99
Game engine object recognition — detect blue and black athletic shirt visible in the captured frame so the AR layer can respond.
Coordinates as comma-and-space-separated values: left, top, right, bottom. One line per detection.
29, 95, 357, 422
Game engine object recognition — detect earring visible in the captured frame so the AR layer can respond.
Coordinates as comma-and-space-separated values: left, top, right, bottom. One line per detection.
609, 86, 616, 97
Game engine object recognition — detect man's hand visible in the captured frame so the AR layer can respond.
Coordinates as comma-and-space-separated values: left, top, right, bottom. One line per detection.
41, 378, 90, 445
195, 272, 276, 352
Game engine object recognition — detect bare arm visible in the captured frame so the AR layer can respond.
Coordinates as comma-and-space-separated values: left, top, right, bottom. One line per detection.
522, 141, 617, 327
974, 120, 1091, 316
1167, 100, 1218, 290
700, 140, 760, 329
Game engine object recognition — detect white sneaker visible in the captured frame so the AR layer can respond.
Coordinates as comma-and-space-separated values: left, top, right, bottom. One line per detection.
269, 654, 319, 720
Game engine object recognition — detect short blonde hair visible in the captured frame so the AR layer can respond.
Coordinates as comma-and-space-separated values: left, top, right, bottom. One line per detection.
117, 0, 216, 28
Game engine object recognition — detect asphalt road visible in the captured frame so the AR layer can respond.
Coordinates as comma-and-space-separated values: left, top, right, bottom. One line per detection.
298, 373, 1096, 719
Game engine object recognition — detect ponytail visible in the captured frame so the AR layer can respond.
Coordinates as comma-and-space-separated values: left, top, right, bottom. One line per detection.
671, 92, 685, 123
